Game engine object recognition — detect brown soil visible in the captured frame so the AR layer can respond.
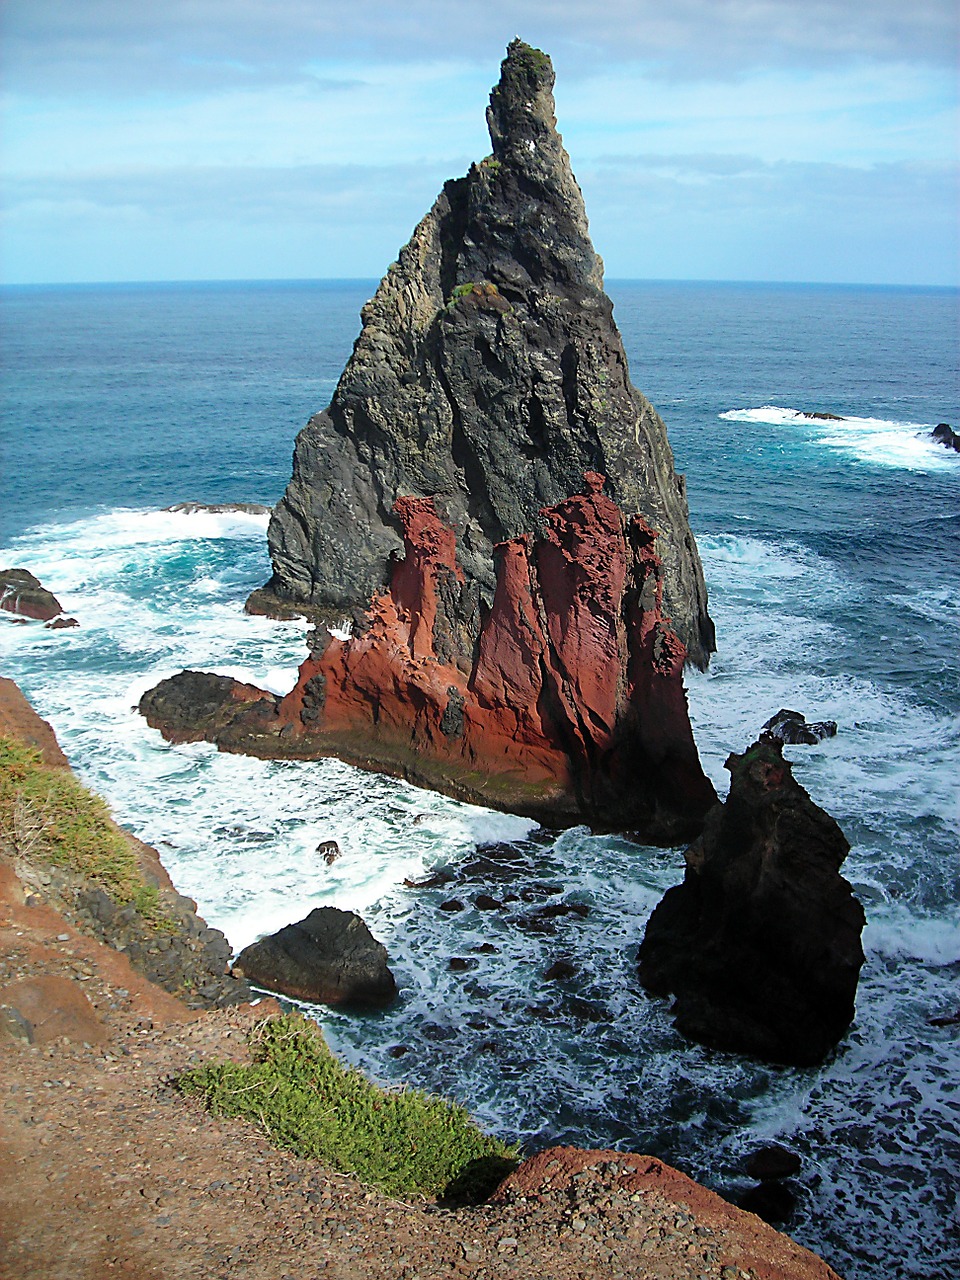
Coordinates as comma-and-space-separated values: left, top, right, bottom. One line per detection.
0, 680, 841, 1280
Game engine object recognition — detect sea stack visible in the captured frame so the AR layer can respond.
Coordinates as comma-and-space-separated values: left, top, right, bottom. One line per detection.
250, 40, 714, 671
142, 41, 718, 841
637, 739, 865, 1065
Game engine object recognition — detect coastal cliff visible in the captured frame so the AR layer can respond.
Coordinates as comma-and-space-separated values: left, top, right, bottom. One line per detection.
1, 679, 840, 1280
252, 39, 714, 672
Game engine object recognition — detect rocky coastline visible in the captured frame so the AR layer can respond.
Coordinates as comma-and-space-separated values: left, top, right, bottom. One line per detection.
1, 677, 842, 1279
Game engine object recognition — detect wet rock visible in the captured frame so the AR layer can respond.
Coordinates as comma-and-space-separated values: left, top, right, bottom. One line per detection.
744, 1145, 803, 1181
439, 899, 466, 913
544, 959, 577, 981
235, 907, 396, 1008
316, 840, 341, 865
932, 423, 960, 452
738, 1180, 797, 1225
761, 709, 837, 745
638, 739, 865, 1066
45, 616, 80, 630
0, 569, 65, 623
475, 893, 504, 911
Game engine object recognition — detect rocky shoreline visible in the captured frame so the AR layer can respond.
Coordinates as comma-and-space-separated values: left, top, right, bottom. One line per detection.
0, 678, 842, 1279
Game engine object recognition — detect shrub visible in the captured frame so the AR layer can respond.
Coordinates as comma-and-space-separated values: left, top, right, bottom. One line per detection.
178, 1013, 518, 1200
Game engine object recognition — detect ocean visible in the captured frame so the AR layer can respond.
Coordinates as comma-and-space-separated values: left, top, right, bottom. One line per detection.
1, 279, 957, 1278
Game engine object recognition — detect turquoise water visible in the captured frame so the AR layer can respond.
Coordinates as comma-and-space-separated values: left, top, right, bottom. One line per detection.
1, 280, 958, 1278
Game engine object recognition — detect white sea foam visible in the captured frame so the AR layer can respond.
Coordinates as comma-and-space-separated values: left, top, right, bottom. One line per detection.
720, 405, 958, 472
2, 503, 958, 1279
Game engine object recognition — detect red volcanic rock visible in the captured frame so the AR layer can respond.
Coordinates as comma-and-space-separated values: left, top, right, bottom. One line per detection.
142, 473, 714, 842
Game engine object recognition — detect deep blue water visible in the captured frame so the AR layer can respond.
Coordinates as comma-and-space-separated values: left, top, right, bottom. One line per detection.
1, 279, 958, 1279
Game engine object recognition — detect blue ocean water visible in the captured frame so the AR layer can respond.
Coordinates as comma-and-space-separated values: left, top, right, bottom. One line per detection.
1, 279, 958, 1278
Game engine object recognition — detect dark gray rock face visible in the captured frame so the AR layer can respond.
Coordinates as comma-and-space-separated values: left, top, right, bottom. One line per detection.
258, 41, 714, 669
932, 422, 960, 452
761, 708, 837, 745
637, 739, 865, 1066
236, 906, 397, 1007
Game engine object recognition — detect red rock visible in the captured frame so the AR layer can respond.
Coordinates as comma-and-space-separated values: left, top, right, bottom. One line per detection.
141, 475, 716, 842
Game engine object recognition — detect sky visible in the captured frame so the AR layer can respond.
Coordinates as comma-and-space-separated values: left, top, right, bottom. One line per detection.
2, 1, 958, 286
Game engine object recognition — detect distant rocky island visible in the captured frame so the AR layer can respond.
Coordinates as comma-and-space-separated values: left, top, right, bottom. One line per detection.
141, 39, 718, 842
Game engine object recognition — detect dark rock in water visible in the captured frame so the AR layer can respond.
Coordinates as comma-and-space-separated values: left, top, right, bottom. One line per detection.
235, 906, 396, 1007
316, 839, 341, 865
801, 411, 843, 421
475, 893, 504, 911
761, 709, 837, 745
544, 959, 577, 981
439, 898, 466, 913
0, 568, 65, 623
138, 670, 276, 745
637, 739, 865, 1066
745, 1145, 803, 1181
738, 1180, 797, 1225
932, 423, 960, 452
253, 40, 713, 671
45, 616, 79, 630
164, 501, 271, 515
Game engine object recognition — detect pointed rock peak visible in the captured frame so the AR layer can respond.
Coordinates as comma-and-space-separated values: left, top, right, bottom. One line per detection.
486, 39, 561, 166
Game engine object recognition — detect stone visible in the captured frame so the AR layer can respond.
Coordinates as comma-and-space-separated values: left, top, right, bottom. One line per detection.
316, 840, 341, 865
744, 1146, 802, 1181
637, 739, 865, 1066
0, 568, 64, 623
235, 906, 396, 1007
0, 975, 108, 1045
932, 422, 960, 452
253, 41, 713, 671
761, 709, 837, 746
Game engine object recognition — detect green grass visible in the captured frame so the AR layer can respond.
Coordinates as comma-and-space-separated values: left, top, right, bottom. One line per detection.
178, 1013, 519, 1201
0, 735, 169, 928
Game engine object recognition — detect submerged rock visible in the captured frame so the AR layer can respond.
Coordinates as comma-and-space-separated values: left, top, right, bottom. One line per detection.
761, 708, 837, 745
235, 907, 396, 1007
0, 568, 65, 623
253, 40, 713, 671
637, 739, 865, 1066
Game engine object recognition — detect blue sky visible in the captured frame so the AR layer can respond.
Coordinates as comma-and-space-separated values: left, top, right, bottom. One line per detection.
2, 1, 957, 285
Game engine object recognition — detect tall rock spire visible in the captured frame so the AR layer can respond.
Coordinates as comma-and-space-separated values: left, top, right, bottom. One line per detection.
254, 39, 715, 669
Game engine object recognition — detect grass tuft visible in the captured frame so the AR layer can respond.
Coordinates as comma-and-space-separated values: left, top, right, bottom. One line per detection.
0, 735, 171, 929
178, 1013, 519, 1201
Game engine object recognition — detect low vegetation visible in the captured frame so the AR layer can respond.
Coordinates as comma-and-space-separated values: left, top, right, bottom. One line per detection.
179, 1013, 519, 1201
0, 735, 167, 926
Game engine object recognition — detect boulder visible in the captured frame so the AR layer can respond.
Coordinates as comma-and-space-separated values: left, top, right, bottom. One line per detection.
932, 423, 960, 452
0, 568, 64, 623
761, 708, 837, 745
235, 906, 396, 1008
252, 41, 713, 671
637, 739, 865, 1066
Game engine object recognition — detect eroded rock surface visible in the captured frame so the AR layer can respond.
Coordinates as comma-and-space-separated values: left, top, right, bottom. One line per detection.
255, 40, 713, 670
638, 739, 865, 1065
142, 474, 716, 841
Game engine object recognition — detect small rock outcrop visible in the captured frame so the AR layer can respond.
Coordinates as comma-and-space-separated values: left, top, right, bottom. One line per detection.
252, 40, 714, 671
932, 422, 960, 452
141, 473, 717, 841
761, 708, 837, 745
235, 907, 397, 1007
637, 739, 865, 1065
0, 568, 65, 623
